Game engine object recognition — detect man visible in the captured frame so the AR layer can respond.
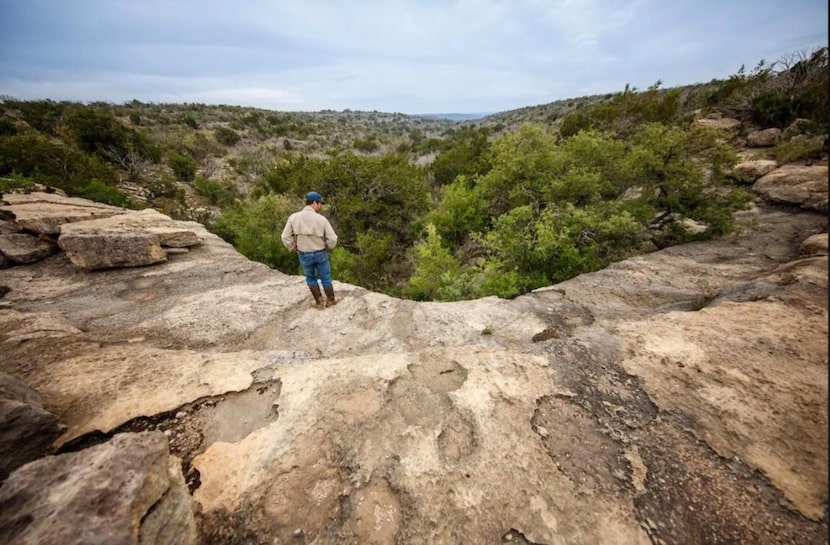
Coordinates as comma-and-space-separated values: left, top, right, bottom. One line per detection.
281, 191, 339, 309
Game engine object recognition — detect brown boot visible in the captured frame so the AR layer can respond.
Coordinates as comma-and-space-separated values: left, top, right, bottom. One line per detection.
324, 285, 337, 307
308, 285, 325, 310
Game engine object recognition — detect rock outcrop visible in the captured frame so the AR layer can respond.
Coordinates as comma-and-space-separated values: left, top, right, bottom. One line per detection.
753, 164, 829, 212
0, 431, 196, 545
746, 128, 782, 147
732, 158, 779, 182
0, 193, 203, 270
0, 177, 827, 544
0, 372, 63, 481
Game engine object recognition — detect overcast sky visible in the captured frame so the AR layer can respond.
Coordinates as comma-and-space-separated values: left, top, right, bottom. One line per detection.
0, 1, 826, 115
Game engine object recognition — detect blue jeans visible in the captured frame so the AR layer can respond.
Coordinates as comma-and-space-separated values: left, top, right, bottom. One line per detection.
298, 250, 333, 289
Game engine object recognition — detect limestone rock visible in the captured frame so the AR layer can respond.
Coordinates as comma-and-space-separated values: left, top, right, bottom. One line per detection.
0, 431, 196, 545
66, 208, 203, 248
746, 128, 782, 147
58, 230, 168, 269
0, 192, 125, 235
732, 159, 779, 182
801, 233, 828, 256
56, 208, 202, 269
693, 117, 742, 131
0, 219, 22, 234
0, 233, 59, 264
0, 373, 63, 482
1, 195, 826, 544
753, 164, 829, 212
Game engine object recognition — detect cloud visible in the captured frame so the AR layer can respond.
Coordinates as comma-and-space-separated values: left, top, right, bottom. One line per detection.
0, 0, 826, 113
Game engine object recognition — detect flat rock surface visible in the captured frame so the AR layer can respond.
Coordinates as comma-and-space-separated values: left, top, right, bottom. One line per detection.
0, 193, 125, 235
0, 197, 826, 544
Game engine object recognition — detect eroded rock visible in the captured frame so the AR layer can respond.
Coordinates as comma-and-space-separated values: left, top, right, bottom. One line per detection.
0, 195, 826, 545
56, 209, 203, 269
0, 192, 125, 235
747, 128, 782, 147
801, 233, 828, 256
0, 193, 202, 269
753, 164, 829, 212
732, 159, 779, 182
0, 431, 196, 545
0, 233, 58, 264
58, 230, 168, 269
0, 372, 63, 482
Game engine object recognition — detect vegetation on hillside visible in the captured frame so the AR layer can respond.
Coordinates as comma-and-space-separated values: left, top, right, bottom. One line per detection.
1, 47, 826, 300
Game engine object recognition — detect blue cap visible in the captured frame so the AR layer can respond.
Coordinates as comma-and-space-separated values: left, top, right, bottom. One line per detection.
306, 191, 323, 203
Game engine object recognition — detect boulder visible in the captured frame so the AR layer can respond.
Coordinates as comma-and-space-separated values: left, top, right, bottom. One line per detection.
84, 208, 203, 248
732, 159, 779, 182
746, 128, 782, 147
753, 164, 829, 212
0, 234, 59, 264
57, 209, 202, 269
0, 372, 63, 482
0, 431, 196, 545
58, 230, 168, 270
0, 192, 125, 235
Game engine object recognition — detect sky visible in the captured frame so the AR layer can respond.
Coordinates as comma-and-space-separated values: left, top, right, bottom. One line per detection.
0, 1, 826, 115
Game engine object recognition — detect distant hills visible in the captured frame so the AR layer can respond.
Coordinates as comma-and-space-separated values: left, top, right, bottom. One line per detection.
418, 112, 492, 121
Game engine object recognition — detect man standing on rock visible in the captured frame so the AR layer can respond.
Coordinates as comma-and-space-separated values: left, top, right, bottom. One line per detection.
281, 191, 338, 309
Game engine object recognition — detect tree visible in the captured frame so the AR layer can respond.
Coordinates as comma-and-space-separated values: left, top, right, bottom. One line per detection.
210, 194, 298, 272
404, 224, 463, 301
168, 151, 197, 182
475, 124, 560, 217
427, 175, 488, 248
429, 126, 492, 186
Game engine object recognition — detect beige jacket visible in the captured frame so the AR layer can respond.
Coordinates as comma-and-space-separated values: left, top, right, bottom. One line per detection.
281, 206, 338, 253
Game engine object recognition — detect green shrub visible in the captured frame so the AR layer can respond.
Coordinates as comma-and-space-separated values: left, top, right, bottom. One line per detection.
771, 137, 826, 163
214, 126, 241, 146
181, 114, 198, 129
74, 178, 133, 207
0, 133, 116, 193
193, 176, 238, 207
0, 117, 18, 136
404, 224, 462, 301
210, 194, 297, 271
168, 151, 197, 181
0, 172, 36, 193
353, 136, 379, 152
